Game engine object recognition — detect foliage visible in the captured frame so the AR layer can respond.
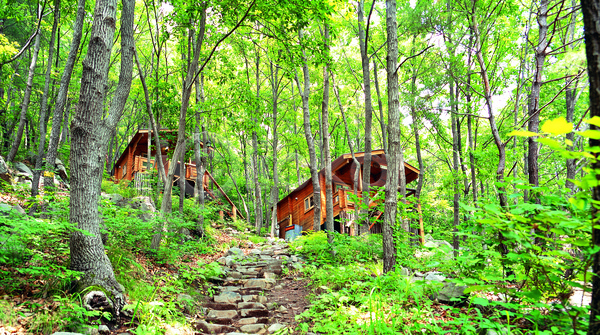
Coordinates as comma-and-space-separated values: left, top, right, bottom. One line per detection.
291, 231, 382, 266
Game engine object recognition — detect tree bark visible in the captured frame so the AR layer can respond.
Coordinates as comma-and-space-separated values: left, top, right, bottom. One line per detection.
373, 60, 387, 153
31, 0, 60, 203
69, 0, 135, 314
295, 29, 322, 232
383, 0, 402, 273
7, 5, 42, 163
581, 0, 600, 332
565, 0, 579, 192
252, 49, 263, 234
358, 0, 374, 234
527, 0, 549, 197
322, 23, 334, 242
44, 0, 85, 189
269, 60, 280, 238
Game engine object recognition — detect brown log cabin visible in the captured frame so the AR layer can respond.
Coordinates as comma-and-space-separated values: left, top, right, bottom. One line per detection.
112, 129, 244, 219
276, 150, 419, 239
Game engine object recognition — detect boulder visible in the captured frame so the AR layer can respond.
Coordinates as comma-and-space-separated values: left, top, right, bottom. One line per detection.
425, 272, 446, 282
55, 158, 69, 182
227, 247, 244, 257
14, 162, 32, 176
0, 156, 12, 184
432, 282, 469, 304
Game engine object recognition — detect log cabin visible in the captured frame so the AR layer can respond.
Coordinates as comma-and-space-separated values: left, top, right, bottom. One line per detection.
276, 150, 419, 239
111, 129, 244, 219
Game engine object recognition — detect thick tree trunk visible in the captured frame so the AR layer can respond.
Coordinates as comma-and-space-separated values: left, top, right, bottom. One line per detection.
69, 0, 135, 314
358, 0, 373, 234
7, 6, 42, 163
581, 0, 600, 332
295, 29, 322, 232
31, 0, 60, 203
322, 23, 334, 243
44, 0, 84, 189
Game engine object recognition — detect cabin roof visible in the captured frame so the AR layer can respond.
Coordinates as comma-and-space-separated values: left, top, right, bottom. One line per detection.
278, 150, 420, 206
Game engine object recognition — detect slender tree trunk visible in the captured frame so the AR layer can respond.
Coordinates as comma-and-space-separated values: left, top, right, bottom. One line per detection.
7, 6, 42, 163
295, 29, 322, 232
322, 23, 334, 242
252, 50, 263, 234
527, 0, 549, 198
45, 0, 84, 189
31, 0, 60, 203
152, 9, 206, 250
69, 0, 135, 314
582, 0, 600, 332
269, 60, 280, 238
383, 0, 401, 273
373, 60, 387, 153
358, 0, 374, 234
332, 73, 361, 235
566, 0, 579, 192
193, 72, 208, 236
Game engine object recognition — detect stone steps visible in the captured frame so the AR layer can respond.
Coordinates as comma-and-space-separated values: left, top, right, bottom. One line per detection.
195, 238, 303, 335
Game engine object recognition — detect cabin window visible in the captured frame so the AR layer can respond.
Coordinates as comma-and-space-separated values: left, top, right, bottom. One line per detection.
334, 194, 339, 204
304, 195, 315, 212
122, 165, 127, 178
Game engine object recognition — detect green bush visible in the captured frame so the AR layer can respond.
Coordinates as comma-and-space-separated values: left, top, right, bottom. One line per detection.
291, 231, 382, 266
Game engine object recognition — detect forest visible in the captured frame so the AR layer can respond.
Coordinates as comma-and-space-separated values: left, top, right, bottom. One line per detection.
2, 0, 600, 334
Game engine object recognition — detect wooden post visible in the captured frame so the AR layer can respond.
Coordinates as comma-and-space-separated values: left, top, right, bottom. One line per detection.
232, 206, 237, 220
418, 202, 425, 245
219, 210, 224, 220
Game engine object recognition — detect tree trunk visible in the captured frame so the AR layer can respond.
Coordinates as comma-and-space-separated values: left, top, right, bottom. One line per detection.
581, 0, 600, 332
383, 0, 400, 273
295, 29, 322, 232
153, 12, 206, 250
373, 60, 387, 153
358, 0, 374, 234
565, 0, 579, 192
193, 72, 208, 237
69, 0, 135, 314
7, 6, 42, 163
269, 60, 280, 238
31, 0, 60, 203
252, 50, 263, 234
527, 0, 549, 198
322, 23, 334, 243
44, 0, 84, 189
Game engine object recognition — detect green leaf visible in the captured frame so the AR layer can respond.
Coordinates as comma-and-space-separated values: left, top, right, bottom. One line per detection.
577, 130, 600, 139
464, 285, 495, 294
537, 137, 563, 149
507, 129, 538, 137
541, 117, 573, 135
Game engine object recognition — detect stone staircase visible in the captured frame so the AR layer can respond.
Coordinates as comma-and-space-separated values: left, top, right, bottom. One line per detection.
195, 239, 303, 335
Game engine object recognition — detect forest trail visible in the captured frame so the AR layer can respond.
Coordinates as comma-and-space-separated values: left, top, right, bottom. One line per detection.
195, 240, 310, 334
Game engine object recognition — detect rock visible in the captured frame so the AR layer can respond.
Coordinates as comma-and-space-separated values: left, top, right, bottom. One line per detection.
227, 247, 244, 257
0, 203, 24, 216
250, 249, 262, 255
207, 309, 238, 320
225, 256, 237, 266
98, 325, 110, 335
273, 285, 283, 290
257, 296, 268, 304
433, 282, 469, 304
264, 272, 277, 279
399, 267, 410, 276
103, 193, 124, 204
277, 305, 288, 313
425, 272, 446, 282
129, 196, 156, 221
290, 255, 299, 262
268, 324, 287, 333
245, 278, 276, 290
55, 158, 69, 181
14, 162, 32, 176
176, 293, 194, 314
12, 205, 25, 215
240, 324, 266, 333
240, 309, 269, 317
217, 257, 227, 265
238, 302, 265, 309
0, 156, 12, 184
238, 317, 258, 325
84, 327, 99, 335
214, 291, 242, 304
195, 321, 235, 334
51, 333, 85, 335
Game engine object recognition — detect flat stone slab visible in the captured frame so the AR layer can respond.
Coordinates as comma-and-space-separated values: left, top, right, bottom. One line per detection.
238, 317, 258, 325
207, 309, 238, 320
244, 278, 276, 289
195, 320, 235, 333
268, 324, 287, 333
214, 291, 242, 304
238, 302, 266, 309
205, 302, 237, 310
240, 324, 266, 333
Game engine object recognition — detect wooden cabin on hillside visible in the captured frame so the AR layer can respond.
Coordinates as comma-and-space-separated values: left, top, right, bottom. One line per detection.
112, 129, 244, 219
276, 150, 419, 239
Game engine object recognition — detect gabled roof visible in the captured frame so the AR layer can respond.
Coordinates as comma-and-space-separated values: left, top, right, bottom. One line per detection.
278, 150, 420, 205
